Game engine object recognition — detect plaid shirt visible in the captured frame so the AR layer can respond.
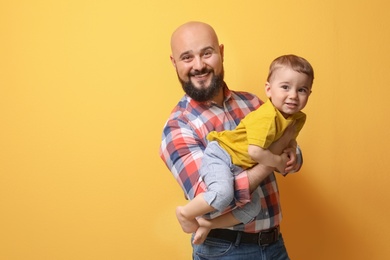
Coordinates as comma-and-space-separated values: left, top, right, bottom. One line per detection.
159, 84, 302, 232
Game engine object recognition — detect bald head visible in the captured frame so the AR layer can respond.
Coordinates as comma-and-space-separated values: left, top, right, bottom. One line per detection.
170, 22, 221, 62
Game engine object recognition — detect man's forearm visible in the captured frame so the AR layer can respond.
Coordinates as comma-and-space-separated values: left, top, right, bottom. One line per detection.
198, 212, 240, 230
246, 163, 274, 192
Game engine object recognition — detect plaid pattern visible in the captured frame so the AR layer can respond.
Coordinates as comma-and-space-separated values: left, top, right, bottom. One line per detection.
159, 84, 302, 232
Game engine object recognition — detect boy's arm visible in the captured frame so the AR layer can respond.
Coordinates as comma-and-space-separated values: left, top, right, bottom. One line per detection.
248, 144, 289, 174
246, 124, 300, 191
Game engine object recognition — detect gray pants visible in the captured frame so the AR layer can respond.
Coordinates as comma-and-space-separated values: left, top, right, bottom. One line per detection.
200, 141, 261, 224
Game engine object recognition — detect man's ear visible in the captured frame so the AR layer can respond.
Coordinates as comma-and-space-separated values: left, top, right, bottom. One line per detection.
265, 82, 272, 98
170, 55, 176, 68
219, 44, 224, 62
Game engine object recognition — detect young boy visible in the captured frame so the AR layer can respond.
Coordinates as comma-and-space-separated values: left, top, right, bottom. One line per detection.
176, 54, 314, 244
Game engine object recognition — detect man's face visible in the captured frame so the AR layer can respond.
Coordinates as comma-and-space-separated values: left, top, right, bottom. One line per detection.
170, 23, 225, 102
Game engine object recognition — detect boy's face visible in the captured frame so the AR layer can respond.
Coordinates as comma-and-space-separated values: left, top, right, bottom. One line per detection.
265, 67, 312, 118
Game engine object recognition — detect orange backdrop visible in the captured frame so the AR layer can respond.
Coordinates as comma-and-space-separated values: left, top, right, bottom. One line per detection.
1, 1, 389, 259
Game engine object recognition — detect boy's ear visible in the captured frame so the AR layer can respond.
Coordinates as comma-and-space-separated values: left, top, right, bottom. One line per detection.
265, 82, 272, 98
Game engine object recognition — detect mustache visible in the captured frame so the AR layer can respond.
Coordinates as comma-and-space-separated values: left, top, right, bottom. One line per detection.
189, 68, 213, 77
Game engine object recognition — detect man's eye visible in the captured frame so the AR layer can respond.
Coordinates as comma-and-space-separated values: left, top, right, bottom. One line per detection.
203, 51, 212, 57
182, 56, 193, 62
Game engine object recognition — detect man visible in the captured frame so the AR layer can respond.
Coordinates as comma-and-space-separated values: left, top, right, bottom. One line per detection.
160, 21, 301, 259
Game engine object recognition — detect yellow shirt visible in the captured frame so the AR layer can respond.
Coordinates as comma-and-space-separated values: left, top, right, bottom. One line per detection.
207, 99, 306, 169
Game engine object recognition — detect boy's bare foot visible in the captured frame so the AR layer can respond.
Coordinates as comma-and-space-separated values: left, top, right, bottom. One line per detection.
192, 226, 210, 245
176, 206, 199, 233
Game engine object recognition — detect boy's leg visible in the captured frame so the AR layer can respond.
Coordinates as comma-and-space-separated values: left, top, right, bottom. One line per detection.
176, 193, 214, 233
192, 225, 211, 245
201, 141, 235, 212
176, 141, 235, 233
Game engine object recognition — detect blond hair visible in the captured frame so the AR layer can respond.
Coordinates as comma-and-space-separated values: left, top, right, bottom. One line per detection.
267, 54, 314, 86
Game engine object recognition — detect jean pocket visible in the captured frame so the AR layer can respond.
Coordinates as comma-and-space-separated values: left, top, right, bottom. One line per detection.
194, 238, 233, 259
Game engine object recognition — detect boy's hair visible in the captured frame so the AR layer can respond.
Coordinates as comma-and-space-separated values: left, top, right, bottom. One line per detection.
267, 54, 314, 86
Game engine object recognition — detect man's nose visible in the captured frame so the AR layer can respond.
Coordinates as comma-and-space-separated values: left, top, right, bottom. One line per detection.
193, 57, 206, 70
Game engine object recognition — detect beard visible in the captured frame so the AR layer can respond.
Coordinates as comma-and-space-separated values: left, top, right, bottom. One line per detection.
178, 68, 224, 102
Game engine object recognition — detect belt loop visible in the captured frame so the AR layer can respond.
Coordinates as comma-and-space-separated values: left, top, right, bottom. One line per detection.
275, 226, 280, 240
234, 231, 242, 246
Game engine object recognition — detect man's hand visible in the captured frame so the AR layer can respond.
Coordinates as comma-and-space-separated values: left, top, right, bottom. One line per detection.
269, 123, 298, 175
281, 147, 297, 175
275, 152, 290, 175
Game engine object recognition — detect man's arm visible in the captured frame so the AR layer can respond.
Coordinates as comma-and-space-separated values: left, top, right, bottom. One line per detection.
190, 125, 303, 244
160, 119, 204, 200
160, 117, 302, 208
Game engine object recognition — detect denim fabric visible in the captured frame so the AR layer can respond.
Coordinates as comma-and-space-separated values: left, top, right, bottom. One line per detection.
192, 233, 290, 260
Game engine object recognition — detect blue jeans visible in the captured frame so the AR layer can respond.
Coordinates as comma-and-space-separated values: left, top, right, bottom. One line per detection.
192, 233, 290, 260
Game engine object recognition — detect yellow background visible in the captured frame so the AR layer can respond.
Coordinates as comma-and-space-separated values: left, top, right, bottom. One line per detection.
1, 1, 389, 259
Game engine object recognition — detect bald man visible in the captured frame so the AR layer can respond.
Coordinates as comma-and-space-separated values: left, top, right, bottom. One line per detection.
160, 21, 301, 260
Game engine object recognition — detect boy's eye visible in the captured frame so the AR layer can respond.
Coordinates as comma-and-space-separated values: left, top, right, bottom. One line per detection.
281, 85, 289, 89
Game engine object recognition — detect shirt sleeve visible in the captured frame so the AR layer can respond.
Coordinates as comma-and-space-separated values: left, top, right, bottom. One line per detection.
160, 117, 204, 200
291, 145, 303, 173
